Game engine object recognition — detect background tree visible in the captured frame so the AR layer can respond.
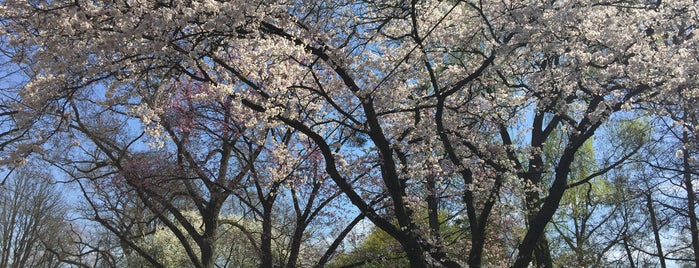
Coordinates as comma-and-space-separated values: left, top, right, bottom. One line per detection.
0, 165, 68, 268
331, 226, 409, 268
38, 76, 356, 267
636, 103, 699, 267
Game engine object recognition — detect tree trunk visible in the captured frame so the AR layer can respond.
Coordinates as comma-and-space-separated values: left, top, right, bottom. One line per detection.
519, 114, 554, 268
468, 230, 485, 268
534, 235, 554, 268
401, 238, 428, 268
646, 193, 667, 268
682, 128, 699, 265
199, 237, 216, 268
427, 175, 441, 243
515, 145, 579, 268
622, 231, 636, 268
260, 204, 275, 268
522, 188, 553, 268
285, 219, 306, 268
200, 203, 222, 268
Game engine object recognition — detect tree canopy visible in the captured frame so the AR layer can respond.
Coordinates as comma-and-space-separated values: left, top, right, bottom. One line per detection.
0, 0, 698, 267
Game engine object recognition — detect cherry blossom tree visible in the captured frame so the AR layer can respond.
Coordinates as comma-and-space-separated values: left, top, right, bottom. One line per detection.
38, 76, 353, 267
1, 0, 698, 267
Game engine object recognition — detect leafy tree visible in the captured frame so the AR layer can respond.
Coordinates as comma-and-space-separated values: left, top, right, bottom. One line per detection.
331, 226, 409, 268
545, 118, 651, 267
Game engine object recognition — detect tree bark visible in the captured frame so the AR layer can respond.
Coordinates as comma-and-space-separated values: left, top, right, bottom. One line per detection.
524, 190, 554, 268
396, 234, 428, 268
514, 145, 578, 267
517, 112, 556, 268
467, 229, 485, 268
260, 202, 275, 268
199, 205, 220, 268
285, 219, 305, 268
622, 231, 636, 268
427, 175, 441, 243
682, 127, 699, 265
646, 193, 667, 268
534, 236, 554, 268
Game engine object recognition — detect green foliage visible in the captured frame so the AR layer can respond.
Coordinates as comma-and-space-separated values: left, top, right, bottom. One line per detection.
330, 210, 471, 267
549, 118, 652, 267
331, 227, 409, 268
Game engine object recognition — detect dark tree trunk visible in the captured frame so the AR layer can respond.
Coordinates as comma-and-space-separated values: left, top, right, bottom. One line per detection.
427, 175, 441, 242
426, 175, 455, 267
682, 127, 699, 265
534, 236, 554, 268
646, 193, 667, 268
260, 203, 275, 268
401, 237, 428, 268
515, 144, 580, 267
199, 201, 223, 268
517, 112, 556, 268
199, 238, 215, 268
468, 230, 485, 268
622, 232, 636, 268
285, 219, 305, 268
524, 190, 553, 268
